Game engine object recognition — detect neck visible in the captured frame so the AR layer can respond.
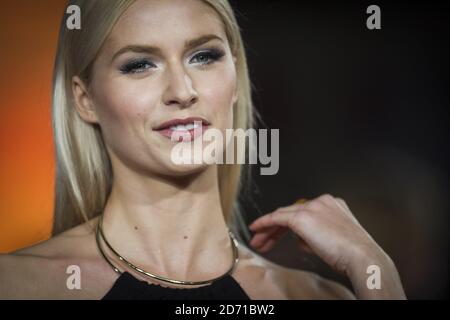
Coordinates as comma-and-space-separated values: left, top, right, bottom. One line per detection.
100, 164, 234, 282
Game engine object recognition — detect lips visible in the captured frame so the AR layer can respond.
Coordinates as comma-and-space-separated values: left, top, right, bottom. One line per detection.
153, 117, 211, 142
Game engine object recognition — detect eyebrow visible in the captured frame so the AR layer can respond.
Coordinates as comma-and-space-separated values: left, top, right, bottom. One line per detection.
111, 34, 224, 62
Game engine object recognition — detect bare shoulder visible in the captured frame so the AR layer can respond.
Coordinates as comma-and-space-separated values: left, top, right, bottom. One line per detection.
236, 242, 355, 300
0, 217, 114, 299
11, 217, 100, 258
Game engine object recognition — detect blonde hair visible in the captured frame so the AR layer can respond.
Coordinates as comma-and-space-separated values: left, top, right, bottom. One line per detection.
51, 0, 256, 242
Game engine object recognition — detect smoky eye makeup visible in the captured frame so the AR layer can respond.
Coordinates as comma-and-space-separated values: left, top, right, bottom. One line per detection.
189, 47, 226, 65
119, 58, 155, 74
118, 47, 226, 75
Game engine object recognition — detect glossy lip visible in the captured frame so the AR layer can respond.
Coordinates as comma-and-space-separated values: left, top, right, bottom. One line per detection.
153, 117, 211, 142
153, 117, 211, 131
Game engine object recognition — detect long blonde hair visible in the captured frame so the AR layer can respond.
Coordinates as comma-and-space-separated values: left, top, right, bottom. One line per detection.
51, 0, 256, 242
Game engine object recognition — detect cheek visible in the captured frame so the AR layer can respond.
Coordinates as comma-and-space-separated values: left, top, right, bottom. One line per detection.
196, 66, 236, 129
90, 79, 157, 150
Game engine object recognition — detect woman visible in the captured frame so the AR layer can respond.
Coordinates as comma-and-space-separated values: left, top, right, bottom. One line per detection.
0, 0, 405, 299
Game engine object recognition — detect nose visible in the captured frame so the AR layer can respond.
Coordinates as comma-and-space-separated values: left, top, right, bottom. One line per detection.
162, 64, 198, 109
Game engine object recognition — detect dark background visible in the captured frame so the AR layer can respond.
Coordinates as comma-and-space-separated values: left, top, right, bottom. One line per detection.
0, 0, 447, 300
231, 0, 450, 299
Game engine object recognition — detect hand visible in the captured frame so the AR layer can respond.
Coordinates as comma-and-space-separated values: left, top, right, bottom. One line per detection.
248, 194, 406, 299
249, 194, 377, 273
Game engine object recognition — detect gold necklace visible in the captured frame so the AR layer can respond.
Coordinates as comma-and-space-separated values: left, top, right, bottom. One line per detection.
95, 214, 240, 286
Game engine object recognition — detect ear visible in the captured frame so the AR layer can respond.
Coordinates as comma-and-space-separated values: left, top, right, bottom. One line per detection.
72, 76, 99, 124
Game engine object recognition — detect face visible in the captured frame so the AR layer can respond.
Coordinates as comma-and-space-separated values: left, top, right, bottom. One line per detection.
72, 0, 238, 177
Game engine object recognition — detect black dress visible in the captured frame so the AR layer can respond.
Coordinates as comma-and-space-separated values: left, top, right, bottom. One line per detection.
102, 272, 251, 300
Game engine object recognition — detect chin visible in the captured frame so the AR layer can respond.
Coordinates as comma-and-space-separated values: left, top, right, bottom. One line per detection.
158, 161, 211, 178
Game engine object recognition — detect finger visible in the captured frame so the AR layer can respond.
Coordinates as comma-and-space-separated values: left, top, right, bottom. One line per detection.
314, 194, 345, 211
249, 210, 295, 231
249, 226, 278, 247
295, 236, 314, 254
249, 201, 309, 230
249, 206, 302, 227
250, 226, 287, 248
255, 238, 278, 253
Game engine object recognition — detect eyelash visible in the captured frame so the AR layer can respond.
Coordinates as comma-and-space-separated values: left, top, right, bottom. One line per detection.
119, 49, 226, 74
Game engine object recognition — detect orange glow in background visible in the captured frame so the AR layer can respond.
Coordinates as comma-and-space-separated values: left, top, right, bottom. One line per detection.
0, 1, 67, 252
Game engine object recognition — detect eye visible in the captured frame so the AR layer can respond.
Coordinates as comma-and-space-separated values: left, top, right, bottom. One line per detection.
120, 59, 155, 74
189, 49, 225, 66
